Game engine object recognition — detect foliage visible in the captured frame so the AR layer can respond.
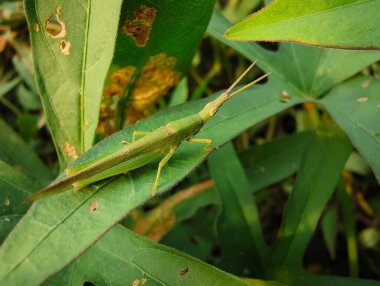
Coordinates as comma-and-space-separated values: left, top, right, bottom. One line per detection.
0, 0, 379, 285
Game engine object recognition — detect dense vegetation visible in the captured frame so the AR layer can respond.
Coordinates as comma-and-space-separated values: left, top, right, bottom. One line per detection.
0, 1, 379, 285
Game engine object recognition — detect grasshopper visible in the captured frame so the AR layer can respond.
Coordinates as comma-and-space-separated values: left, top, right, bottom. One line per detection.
27, 62, 270, 202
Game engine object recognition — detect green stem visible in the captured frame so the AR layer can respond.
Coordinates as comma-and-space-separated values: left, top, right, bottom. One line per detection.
0, 97, 22, 116
337, 176, 359, 278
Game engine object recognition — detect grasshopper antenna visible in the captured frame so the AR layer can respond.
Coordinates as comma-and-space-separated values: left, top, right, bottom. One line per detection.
198, 61, 271, 122
225, 60, 257, 94
228, 72, 271, 99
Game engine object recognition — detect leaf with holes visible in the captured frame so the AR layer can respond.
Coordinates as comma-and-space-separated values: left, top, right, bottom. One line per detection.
24, 0, 123, 167
98, 0, 215, 133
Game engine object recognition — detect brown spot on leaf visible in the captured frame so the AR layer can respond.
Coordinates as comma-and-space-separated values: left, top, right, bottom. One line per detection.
89, 201, 99, 212
357, 97, 368, 103
362, 80, 370, 89
97, 66, 136, 135
180, 267, 189, 276
64, 141, 78, 160
280, 91, 290, 103
131, 278, 147, 286
3, 198, 11, 206
34, 23, 40, 32
124, 5, 157, 47
126, 53, 180, 123
59, 40, 71, 55
46, 6, 66, 38
97, 54, 180, 135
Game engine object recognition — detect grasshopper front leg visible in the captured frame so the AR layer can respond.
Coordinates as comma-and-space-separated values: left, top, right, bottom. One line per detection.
132, 131, 150, 141
188, 137, 213, 151
152, 147, 177, 197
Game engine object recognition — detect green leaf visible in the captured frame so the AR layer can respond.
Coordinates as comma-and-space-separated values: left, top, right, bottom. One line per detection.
0, 76, 20, 98
103, 0, 215, 128
0, 118, 52, 181
169, 77, 189, 108
321, 206, 338, 260
322, 76, 380, 183
0, 160, 40, 244
271, 127, 352, 279
161, 203, 220, 262
208, 9, 380, 97
0, 1, 25, 26
16, 113, 39, 141
47, 225, 252, 286
209, 143, 268, 277
16, 84, 41, 111
11, 40, 37, 94
345, 152, 370, 176
240, 131, 313, 191
296, 273, 380, 286
337, 178, 358, 277
225, 0, 380, 51
24, 0, 123, 166
0, 80, 306, 285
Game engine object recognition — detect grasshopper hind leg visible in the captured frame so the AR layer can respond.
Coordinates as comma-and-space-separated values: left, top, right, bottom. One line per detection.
152, 147, 177, 197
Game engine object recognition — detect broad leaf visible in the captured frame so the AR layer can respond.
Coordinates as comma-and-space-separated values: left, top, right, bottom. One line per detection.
322, 76, 380, 183
24, 0, 123, 166
209, 143, 268, 277
0, 79, 306, 285
225, 0, 380, 51
99, 0, 215, 131
47, 225, 256, 286
208, 9, 380, 97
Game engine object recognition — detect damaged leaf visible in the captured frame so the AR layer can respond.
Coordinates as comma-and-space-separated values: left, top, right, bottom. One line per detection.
97, 0, 216, 136
24, 0, 123, 167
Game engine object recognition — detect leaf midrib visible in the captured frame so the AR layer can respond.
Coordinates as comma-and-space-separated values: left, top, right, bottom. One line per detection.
80, 0, 91, 155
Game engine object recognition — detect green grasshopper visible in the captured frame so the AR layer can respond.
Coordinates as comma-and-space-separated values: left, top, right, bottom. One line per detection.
27, 62, 270, 202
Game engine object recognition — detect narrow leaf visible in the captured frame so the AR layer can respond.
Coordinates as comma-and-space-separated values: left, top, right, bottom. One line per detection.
321, 206, 338, 260
209, 143, 268, 277
297, 273, 380, 286
24, 0, 123, 166
0, 161, 41, 244
0, 118, 52, 181
272, 128, 352, 277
